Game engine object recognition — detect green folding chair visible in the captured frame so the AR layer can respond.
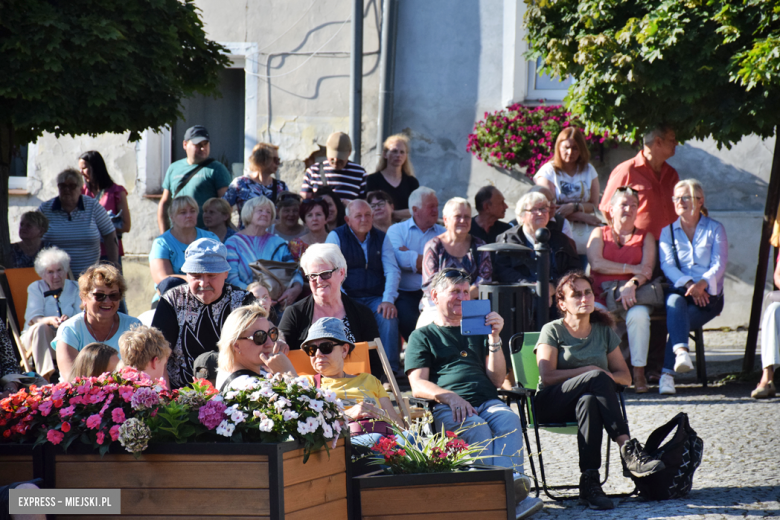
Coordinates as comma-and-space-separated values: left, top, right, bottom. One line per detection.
502, 332, 632, 501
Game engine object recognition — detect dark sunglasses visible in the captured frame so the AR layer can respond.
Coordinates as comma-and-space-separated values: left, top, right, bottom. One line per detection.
442, 268, 470, 279
92, 292, 122, 302
616, 186, 638, 197
240, 327, 279, 345
305, 267, 338, 282
302, 341, 342, 357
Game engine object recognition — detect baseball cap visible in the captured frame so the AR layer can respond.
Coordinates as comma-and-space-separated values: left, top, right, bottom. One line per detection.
326, 132, 352, 161
184, 125, 210, 144
180, 238, 230, 274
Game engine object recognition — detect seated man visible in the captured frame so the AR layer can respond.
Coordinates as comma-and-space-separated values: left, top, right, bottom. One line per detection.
405, 268, 543, 519
119, 324, 172, 381
470, 185, 512, 244
326, 199, 402, 374
151, 238, 255, 389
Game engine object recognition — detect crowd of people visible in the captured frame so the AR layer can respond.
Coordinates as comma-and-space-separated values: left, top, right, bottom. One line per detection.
5, 122, 761, 519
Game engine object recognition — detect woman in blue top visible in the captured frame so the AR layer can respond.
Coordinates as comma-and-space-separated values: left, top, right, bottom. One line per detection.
54, 264, 141, 381
149, 196, 219, 301
658, 179, 727, 395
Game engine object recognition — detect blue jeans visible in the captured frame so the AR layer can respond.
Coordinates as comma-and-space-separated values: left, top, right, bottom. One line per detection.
395, 290, 423, 342
433, 399, 525, 472
353, 296, 401, 374
663, 291, 724, 374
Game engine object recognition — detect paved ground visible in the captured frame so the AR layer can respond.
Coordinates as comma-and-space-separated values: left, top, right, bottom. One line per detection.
527, 330, 780, 519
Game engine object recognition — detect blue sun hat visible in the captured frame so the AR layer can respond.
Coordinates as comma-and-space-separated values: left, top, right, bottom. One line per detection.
181, 238, 230, 274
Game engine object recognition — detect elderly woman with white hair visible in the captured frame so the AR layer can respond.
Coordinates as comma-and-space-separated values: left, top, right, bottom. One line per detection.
20, 247, 81, 380
658, 179, 727, 395
279, 243, 380, 373
38, 168, 118, 276
418, 197, 492, 327
225, 195, 304, 307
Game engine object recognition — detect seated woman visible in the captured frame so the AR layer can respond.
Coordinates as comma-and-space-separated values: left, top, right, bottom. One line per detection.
753, 251, 780, 398
535, 272, 663, 510
11, 211, 52, 268
216, 304, 295, 391
69, 342, 120, 381
300, 317, 403, 447
288, 197, 330, 261
202, 197, 237, 243
270, 193, 306, 241
21, 247, 81, 381
224, 195, 303, 307
588, 187, 656, 392
54, 264, 141, 381
658, 179, 727, 394
367, 190, 395, 234
315, 187, 346, 230
419, 197, 492, 327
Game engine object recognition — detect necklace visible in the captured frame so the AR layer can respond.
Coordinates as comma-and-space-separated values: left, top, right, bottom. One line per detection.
85, 315, 118, 342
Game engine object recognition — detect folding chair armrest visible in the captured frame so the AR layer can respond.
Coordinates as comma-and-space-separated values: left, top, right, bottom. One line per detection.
407, 397, 436, 411
498, 387, 533, 400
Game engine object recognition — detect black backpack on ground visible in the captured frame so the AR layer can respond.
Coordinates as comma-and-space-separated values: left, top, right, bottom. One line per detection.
632, 412, 704, 500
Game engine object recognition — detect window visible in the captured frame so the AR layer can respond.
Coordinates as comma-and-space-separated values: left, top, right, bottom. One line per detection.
9, 144, 29, 190
526, 58, 573, 102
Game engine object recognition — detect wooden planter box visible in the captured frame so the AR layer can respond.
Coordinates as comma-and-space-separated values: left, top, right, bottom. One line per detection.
0, 444, 38, 486
352, 465, 515, 520
33, 438, 351, 520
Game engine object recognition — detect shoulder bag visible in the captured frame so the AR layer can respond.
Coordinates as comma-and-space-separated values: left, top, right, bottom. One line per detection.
173, 158, 215, 198
601, 277, 667, 318
249, 243, 300, 300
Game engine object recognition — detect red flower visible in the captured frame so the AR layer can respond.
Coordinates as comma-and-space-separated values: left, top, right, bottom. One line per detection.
61, 422, 71, 433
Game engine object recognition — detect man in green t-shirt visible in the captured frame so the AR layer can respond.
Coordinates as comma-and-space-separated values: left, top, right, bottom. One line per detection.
157, 125, 233, 233
405, 268, 543, 519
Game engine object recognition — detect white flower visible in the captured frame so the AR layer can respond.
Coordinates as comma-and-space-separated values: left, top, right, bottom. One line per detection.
297, 395, 311, 403
321, 390, 336, 403
250, 391, 262, 401
211, 395, 224, 402
216, 420, 235, 437
309, 399, 324, 412
231, 410, 247, 423
322, 422, 333, 439
252, 410, 264, 419
258, 418, 274, 432
305, 416, 318, 431
225, 404, 239, 414
297, 420, 313, 435
225, 391, 238, 400
235, 378, 259, 391
333, 421, 342, 434
259, 387, 276, 398
292, 376, 311, 389
283, 409, 299, 421
273, 397, 291, 412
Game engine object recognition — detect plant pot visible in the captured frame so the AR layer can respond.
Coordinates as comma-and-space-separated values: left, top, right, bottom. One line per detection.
0, 444, 37, 486
352, 464, 515, 519
33, 438, 351, 519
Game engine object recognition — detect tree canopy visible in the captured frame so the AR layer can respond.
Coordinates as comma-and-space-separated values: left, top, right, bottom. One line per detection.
0, 0, 230, 145
524, 0, 780, 146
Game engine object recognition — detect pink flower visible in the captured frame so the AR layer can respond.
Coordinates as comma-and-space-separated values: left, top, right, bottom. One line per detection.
118, 386, 134, 402
198, 400, 227, 430
60, 405, 75, 418
96, 431, 105, 445
112, 408, 126, 424
86, 414, 102, 429
109, 425, 121, 442
38, 401, 53, 416
47, 429, 64, 445
131, 388, 160, 410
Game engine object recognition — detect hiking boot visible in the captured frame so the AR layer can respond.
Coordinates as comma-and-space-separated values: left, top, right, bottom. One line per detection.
515, 496, 543, 519
620, 438, 665, 478
578, 470, 614, 510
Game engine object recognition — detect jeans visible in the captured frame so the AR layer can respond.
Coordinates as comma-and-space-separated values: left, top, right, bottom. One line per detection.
433, 399, 525, 472
663, 291, 724, 374
535, 370, 629, 472
395, 290, 423, 342
353, 296, 401, 374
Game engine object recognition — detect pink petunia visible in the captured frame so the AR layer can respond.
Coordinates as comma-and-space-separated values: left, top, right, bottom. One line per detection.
86, 414, 102, 430
112, 408, 126, 424
38, 401, 53, 416
60, 405, 75, 418
47, 429, 64, 445
96, 431, 105, 445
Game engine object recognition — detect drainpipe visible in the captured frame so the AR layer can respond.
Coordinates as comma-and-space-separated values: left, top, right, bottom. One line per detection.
349, 0, 363, 164
376, 0, 398, 160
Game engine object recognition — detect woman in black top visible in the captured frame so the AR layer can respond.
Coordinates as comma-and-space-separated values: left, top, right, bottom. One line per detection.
365, 134, 420, 220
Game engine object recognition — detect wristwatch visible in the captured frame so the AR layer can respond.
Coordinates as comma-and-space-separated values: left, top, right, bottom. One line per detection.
630, 279, 640, 288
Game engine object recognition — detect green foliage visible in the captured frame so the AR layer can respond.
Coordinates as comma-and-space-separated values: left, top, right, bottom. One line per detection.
0, 0, 230, 145
524, 0, 780, 146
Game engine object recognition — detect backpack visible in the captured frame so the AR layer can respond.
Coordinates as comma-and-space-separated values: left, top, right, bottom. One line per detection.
632, 412, 704, 500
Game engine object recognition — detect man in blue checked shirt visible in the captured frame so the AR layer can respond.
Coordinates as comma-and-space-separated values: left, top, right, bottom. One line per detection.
326, 199, 402, 374
385, 187, 445, 344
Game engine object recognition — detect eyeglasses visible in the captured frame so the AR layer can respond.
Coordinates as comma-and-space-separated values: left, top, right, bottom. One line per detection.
369, 200, 387, 210
239, 327, 279, 345
524, 207, 549, 215
672, 196, 701, 203
616, 186, 639, 197
442, 268, 470, 279
91, 292, 122, 302
305, 267, 338, 282
58, 183, 80, 191
302, 341, 342, 357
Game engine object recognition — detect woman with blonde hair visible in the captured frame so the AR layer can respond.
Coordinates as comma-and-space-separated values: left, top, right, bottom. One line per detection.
366, 134, 419, 220
202, 197, 237, 243
658, 179, 727, 394
223, 142, 288, 217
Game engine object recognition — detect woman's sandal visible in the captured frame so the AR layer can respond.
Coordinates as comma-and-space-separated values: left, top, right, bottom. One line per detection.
751, 381, 776, 399
634, 373, 649, 394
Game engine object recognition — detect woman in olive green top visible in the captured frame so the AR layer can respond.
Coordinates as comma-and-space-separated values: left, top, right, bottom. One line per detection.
535, 271, 662, 510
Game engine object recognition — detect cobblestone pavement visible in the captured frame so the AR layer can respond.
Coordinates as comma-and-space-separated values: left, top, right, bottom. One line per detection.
526, 331, 780, 519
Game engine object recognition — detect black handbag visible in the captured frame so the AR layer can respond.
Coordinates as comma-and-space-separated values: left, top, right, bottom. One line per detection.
630, 412, 704, 500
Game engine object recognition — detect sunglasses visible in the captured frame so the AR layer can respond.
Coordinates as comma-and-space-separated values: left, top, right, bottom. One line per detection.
239, 327, 279, 345
305, 267, 338, 282
92, 292, 122, 302
616, 186, 639, 197
302, 341, 342, 357
442, 268, 469, 278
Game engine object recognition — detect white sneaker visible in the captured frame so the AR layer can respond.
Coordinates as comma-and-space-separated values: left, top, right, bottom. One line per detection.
516, 496, 544, 519
674, 350, 694, 373
659, 373, 676, 394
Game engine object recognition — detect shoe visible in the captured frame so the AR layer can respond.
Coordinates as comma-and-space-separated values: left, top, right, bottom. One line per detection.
633, 370, 648, 393
515, 496, 543, 519
751, 381, 776, 399
578, 470, 614, 510
659, 374, 676, 395
647, 371, 661, 384
620, 439, 665, 478
513, 473, 532, 504
674, 350, 694, 373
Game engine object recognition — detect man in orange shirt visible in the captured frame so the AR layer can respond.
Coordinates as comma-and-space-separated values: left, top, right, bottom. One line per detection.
600, 126, 680, 240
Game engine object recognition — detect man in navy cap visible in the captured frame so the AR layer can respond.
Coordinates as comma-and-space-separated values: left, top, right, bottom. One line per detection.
152, 238, 255, 388
157, 125, 233, 233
